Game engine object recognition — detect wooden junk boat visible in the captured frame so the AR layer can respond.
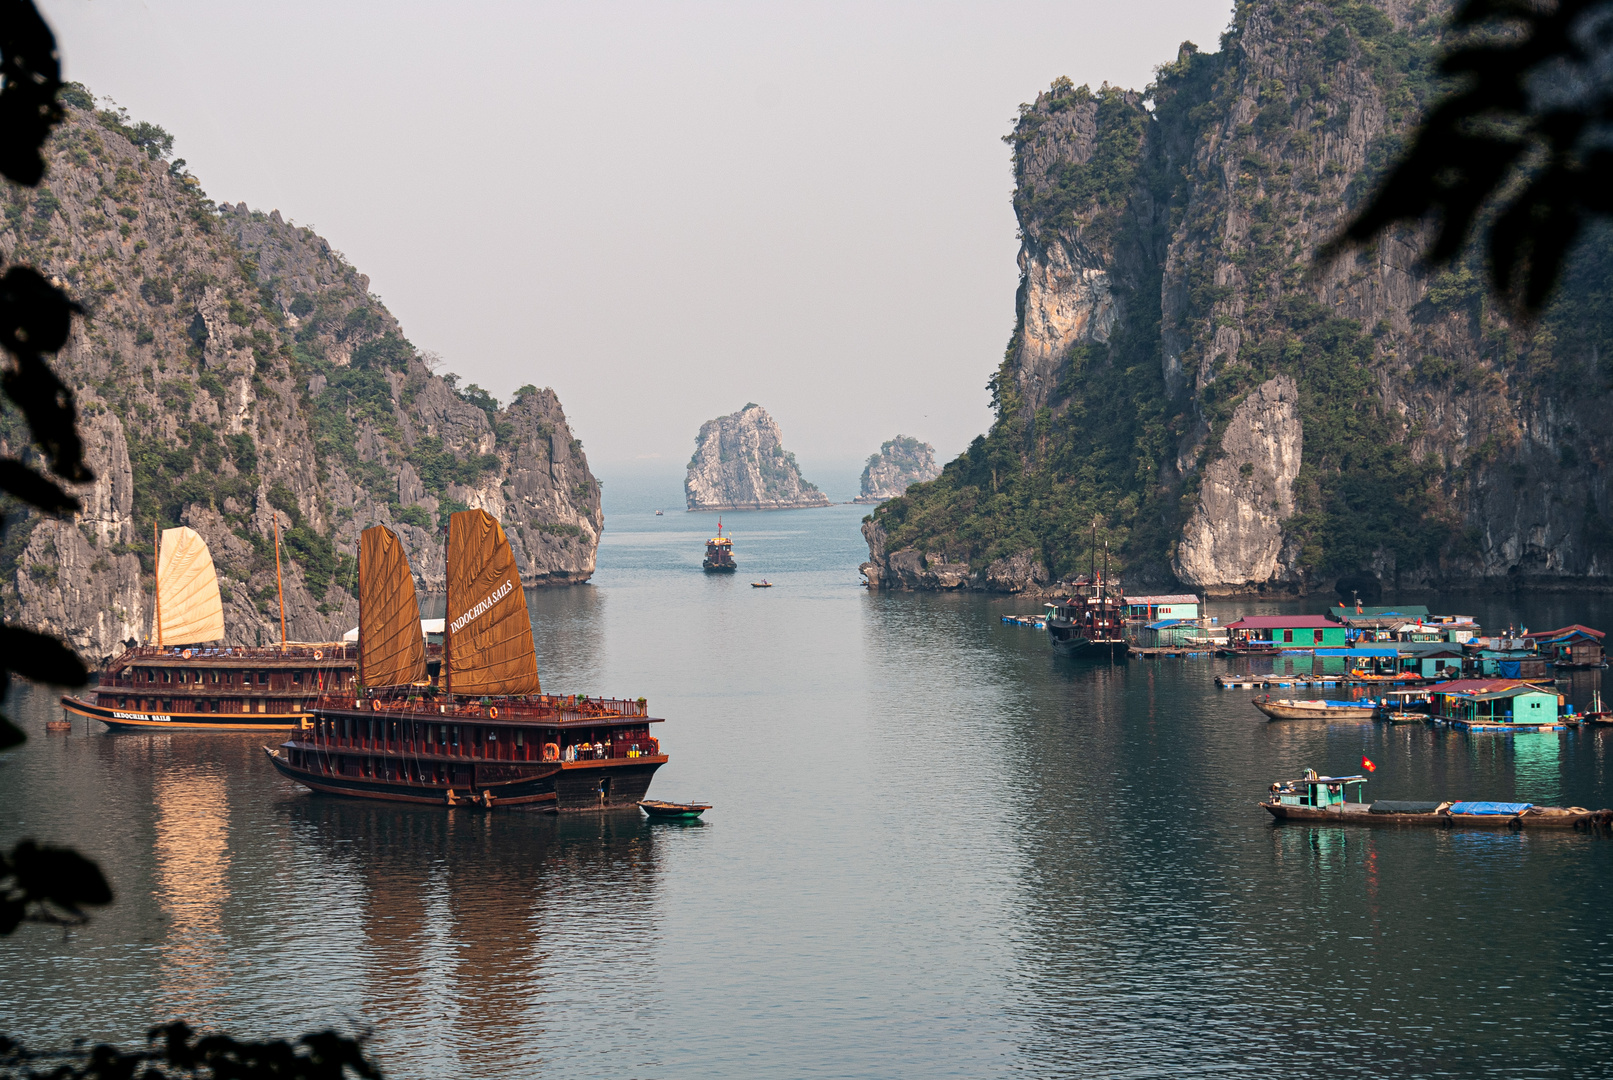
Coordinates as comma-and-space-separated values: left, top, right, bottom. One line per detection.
1044, 529, 1128, 660
1262, 770, 1613, 830
265, 511, 667, 810
703, 517, 736, 573
1252, 695, 1378, 722
60, 524, 357, 730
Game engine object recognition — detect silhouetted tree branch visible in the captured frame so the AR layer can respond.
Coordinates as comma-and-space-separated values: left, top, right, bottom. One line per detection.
1330, 0, 1613, 313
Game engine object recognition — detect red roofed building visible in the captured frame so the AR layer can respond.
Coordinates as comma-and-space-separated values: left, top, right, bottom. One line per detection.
1224, 614, 1347, 648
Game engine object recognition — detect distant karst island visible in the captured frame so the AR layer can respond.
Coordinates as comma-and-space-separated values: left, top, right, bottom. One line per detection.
856, 436, 940, 503
685, 404, 830, 511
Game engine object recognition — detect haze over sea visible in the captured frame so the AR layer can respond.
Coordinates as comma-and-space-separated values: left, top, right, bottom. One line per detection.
4, 473, 1612, 1077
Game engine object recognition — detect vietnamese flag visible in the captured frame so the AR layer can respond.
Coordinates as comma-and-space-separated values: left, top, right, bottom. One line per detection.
1362, 756, 1377, 773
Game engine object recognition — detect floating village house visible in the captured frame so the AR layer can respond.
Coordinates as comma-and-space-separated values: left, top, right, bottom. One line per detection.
1225, 615, 1348, 650
1429, 679, 1565, 731
1462, 636, 1550, 680
1521, 625, 1606, 669
1125, 594, 1201, 623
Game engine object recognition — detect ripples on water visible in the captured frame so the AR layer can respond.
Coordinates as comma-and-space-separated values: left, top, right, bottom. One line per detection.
3, 485, 1612, 1076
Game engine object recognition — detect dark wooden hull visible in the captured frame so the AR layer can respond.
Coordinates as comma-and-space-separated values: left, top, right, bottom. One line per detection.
62, 694, 308, 732
1048, 633, 1130, 660
265, 745, 665, 811
1263, 801, 1611, 830
702, 563, 737, 572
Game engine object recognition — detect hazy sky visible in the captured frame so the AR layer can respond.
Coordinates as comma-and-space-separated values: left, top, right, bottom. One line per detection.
41, 0, 1234, 475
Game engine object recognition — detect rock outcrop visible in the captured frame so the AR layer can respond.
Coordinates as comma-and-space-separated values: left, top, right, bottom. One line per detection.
865, 0, 1613, 596
856, 436, 941, 503
1, 93, 601, 660
685, 404, 829, 511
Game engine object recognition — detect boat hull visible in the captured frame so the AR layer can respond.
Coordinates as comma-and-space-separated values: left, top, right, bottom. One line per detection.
1263, 801, 1610, 830
265, 745, 665, 811
61, 694, 309, 732
1252, 699, 1377, 721
1048, 633, 1130, 660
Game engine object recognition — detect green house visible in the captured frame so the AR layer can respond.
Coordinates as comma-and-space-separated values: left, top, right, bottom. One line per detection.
1431, 681, 1562, 730
1226, 615, 1348, 649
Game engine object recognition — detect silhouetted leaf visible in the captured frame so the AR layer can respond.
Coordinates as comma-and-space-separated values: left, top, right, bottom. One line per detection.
8, 840, 112, 909
0, 628, 86, 686
0, 713, 22, 751
0, 458, 75, 513
0, 0, 63, 187
0, 267, 89, 484
1329, 0, 1613, 313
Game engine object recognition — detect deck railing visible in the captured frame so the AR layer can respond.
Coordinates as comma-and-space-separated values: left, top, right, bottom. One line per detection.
296, 727, 657, 762
314, 692, 648, 721
111, 644, 360, 664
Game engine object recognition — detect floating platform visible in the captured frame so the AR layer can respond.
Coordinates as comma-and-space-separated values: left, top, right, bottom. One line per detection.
1001, 615, 1046, 629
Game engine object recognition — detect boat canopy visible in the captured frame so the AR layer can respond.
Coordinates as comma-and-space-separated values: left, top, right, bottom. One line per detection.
342, 618, 443, 643
446, 509, 541, 696
358, 525, 427, 688
1145, 618, 1193, 629
156, 526, 225, 646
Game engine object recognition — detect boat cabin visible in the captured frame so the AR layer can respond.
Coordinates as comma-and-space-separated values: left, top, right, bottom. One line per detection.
1270, 771, 1368, 808
95, 644, 356, 716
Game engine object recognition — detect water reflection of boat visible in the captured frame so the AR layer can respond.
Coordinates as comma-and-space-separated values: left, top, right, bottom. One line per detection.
1252, 695, 1377, 721
267, 511, 667, 811
1262, 770, 1613, 829
61, 524, 358, 730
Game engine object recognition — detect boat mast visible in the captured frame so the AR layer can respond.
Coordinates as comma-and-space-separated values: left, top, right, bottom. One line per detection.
443, 520, 452, 700
273, 515, 288, 651
153, 522, 162, 648
356, 536, 365, 691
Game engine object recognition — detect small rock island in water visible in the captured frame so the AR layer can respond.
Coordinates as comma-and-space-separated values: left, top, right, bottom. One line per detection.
685, 404, 830, 511
856, 436, 941, 503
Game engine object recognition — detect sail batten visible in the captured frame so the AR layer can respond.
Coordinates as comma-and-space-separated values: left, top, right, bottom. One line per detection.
446, 509, 540, 696
359, 526, 427, 688
156, 527, 224, 645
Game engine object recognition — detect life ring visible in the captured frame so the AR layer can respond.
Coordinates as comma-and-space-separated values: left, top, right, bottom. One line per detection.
542, 742, 559, 761
181, 649, 192, 659
372, 699, 381, 711
489, 706, 499, 719
313, 649, 323, 660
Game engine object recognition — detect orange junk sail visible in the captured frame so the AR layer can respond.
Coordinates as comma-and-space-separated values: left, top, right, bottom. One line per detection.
359, 525, 427, 688
156, 527, 225, 645
446, 509, 540, 696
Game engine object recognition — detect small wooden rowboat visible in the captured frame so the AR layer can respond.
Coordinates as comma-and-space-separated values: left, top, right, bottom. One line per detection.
751, 580, 773, 588
1252, 695, 1377, 721
639, 800, 711, 820
1262, 770, 1613, 830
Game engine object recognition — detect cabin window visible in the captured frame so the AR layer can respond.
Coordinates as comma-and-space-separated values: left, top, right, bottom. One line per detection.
1313, 629, 1324, 644
515, 730, 524, 746
162, 670, 171, 683
487, 730, 497, 741
257, 672, 269, 685
161, 699, 170, 710
1283, 630, 1293, 643
211, 671, 220, 684
292, 670, 302, 684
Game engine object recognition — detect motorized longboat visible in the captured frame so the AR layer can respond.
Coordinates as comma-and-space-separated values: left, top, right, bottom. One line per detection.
60, 524, 359, 730
1262, 769, 1613, 830
1045, 529, 1128, 660
1251, 695, 1378, 721
1379, 689, 1431, 724
703, 517, 736, 573
265, 511, 667, 811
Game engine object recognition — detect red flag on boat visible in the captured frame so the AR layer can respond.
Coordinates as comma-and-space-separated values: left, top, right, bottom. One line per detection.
1362, 756, 1377, 773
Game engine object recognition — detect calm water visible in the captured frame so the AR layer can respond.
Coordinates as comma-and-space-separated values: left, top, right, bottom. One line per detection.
5, 480, 1613, 1077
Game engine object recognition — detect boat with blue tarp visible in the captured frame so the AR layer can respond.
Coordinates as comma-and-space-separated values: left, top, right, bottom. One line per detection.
1261, 770, 1612, 829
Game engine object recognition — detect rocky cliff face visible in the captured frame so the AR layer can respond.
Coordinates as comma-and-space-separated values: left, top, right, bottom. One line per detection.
685, 404, 829, 511
857, 436, 940, 502
865, 0, 1613, 596
1, 93, 602, 661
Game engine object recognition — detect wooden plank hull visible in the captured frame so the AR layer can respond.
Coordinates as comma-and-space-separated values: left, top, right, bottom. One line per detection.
265, 745, 665, 811
61, 694, 308, 732
1252, 699, 1377, 722
1263, 801, 1610, 830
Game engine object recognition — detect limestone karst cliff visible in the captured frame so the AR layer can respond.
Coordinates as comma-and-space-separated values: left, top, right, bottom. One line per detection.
865, 0, 1613, 595
856, 436, 941, 503
685, 404, 829, 511
1, 90, 602, 660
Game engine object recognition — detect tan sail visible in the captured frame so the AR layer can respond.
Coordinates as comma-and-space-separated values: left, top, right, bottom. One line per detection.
359, 525, 427, 688
156, 527, 225, 645
446, 509, 540, 696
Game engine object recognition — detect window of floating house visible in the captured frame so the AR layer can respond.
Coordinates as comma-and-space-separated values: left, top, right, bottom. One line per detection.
1283, 630, 1294, 643
1314, 629, 1324, 644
